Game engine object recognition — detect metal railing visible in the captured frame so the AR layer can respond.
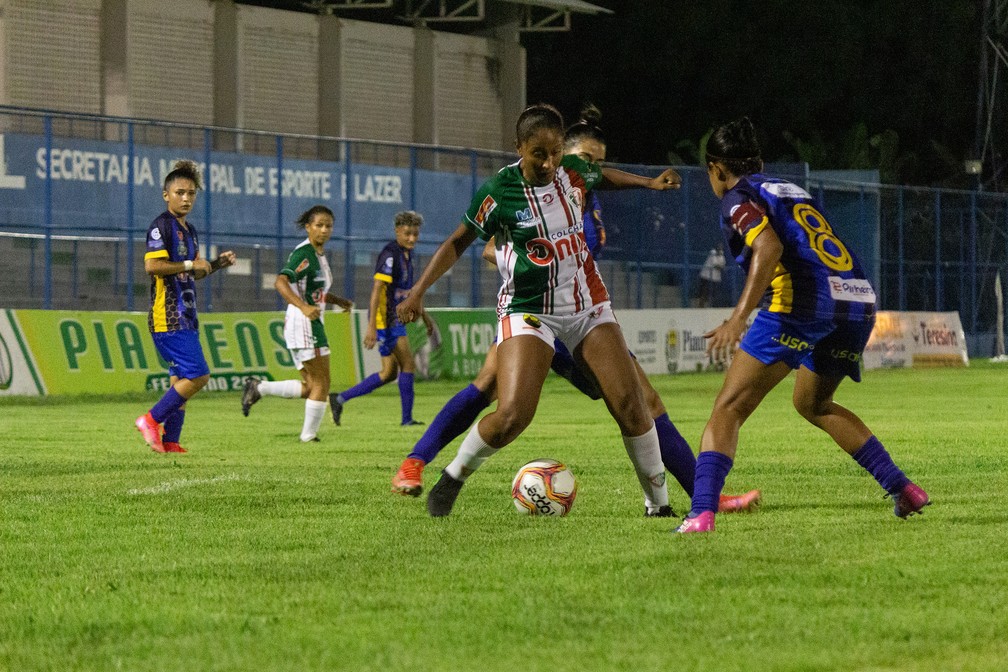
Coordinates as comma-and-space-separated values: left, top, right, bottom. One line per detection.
1, 105, 1006, 354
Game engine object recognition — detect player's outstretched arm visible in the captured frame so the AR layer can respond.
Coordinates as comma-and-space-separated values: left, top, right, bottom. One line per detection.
600, 166, 681, 190
397, 223, 477, 324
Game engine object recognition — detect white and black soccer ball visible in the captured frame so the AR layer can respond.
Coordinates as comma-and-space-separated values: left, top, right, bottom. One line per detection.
511, 458, 577, 516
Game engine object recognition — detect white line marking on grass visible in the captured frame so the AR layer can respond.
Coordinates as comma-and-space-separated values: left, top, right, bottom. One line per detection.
127, 473, 250, 495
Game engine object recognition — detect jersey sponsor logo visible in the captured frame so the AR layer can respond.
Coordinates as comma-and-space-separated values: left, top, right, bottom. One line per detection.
525, 231, 588, 267
729, 201, 765, 234
828, 276, 876, 303
525, 238, 555, 266
295, 258, 310, 274
542, 193, 555, 205
763, 181, 813, 200
515, 207, 543, 228
150, 228, 162, 241
474, 195, 498, 226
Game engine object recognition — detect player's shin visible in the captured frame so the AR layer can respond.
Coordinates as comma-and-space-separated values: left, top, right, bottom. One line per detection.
623, 424, 669, 510
300, 399, 327, 442
445, 424, 500, 482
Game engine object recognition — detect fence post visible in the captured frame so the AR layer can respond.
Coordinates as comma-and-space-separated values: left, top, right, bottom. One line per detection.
680, 170, 691, 308
43, 116, 53, 309
969, 191, 978, 333
276, 134, 286, 310
897, 186, 905, 310
343, 140, 354, 301
934, 190, 942, 311
203, 127, 213, 312
126, 122, 135, 311
409, 146, 417, 210
470, 150, 480, 308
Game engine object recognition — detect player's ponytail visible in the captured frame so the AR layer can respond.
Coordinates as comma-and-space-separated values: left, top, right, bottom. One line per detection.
564, 103, 606, 148
706, 117, 763, 176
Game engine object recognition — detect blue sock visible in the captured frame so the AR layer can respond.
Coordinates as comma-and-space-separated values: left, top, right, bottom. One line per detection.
338, 373, 385, 403
690, 451, 733, 515
163, 409, 185, 443
655, 413, 696, 497
398, 372, 415, 424
409, 384, 492, 463
150, 387, 186, 424
851, 436, 910, 494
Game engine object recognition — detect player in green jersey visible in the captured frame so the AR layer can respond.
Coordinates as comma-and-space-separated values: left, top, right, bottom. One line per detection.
241, 205, 353, 442
397, 103, 681, 517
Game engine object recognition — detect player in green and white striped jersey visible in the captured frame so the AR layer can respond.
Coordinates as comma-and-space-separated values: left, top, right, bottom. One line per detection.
241, 205, 353, 442
397, 103, 682, 517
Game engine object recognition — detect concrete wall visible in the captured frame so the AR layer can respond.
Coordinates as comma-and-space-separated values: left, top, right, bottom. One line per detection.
0, 0, 525, 152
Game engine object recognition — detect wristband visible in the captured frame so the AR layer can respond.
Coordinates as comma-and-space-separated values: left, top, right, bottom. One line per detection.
183, 260, 193, 272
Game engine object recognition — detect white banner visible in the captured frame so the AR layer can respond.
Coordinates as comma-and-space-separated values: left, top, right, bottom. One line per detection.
616, 308, 735, 375
863, 311, 968, 369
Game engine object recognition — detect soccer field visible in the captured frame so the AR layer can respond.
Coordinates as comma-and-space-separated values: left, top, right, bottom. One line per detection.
2, 364, 1007, 671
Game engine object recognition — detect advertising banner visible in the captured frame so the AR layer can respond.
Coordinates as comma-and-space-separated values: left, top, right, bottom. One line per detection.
616, 308, 734, 375
1, 309, 355, 396
863, 311, 968, 369
351, 308, 496, 382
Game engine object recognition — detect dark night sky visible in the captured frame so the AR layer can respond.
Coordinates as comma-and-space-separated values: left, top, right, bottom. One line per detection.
523, 0, 987, 186
244, 0, 992, 187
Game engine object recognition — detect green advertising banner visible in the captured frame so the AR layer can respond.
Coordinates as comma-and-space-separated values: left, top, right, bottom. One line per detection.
349, 308, 497, 382
6, 309, 355, 395
423, 308, 497, 380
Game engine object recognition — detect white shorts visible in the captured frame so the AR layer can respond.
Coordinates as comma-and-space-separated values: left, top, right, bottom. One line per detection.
497, 302, 617, 352
288, 346, 330, 370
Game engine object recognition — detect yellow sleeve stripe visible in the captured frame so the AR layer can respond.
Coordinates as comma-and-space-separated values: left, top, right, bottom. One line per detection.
374, 272, 393, 283
145, 250, 169, 260
743, 216, 770, 247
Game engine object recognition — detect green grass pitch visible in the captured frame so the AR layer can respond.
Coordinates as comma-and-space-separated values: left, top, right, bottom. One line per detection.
2, 363, 1007, 671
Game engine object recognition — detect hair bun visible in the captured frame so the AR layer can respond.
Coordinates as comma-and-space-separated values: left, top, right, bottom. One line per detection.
578, 103, 602, 127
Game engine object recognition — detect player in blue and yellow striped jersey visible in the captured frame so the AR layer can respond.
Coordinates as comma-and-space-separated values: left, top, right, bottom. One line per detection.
134, 160, 236, 453
329, 211, 436, 426
676, 118, 929, 533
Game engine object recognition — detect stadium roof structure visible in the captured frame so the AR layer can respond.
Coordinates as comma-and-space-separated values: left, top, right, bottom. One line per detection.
293, 0, 611, 31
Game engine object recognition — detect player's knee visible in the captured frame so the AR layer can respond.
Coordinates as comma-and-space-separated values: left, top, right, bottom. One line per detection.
607, 390, 651, 434
793, 395, 826, 423
492, 404, 534, 441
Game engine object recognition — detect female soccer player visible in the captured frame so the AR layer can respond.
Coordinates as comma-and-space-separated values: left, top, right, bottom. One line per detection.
676, 118, 929, 533
135, 160, 236, 453
240, 205, 353, 442
329, 211, 435, 427
396, 103, 680, 517
391, 105, 759, 515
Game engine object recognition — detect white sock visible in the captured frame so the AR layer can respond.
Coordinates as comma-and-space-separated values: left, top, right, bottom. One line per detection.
623, 424, 669, 509
259, 380, 303, 398
300, 399, 327, 441
445, 424, 499, 482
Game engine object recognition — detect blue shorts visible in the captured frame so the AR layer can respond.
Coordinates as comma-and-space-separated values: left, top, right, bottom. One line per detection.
377, 323, 408, 357
739, 311, 875, 382
151, 329, 211, 380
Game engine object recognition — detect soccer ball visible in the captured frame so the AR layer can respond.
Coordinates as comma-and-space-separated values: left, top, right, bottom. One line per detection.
511, 458, 577, 516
